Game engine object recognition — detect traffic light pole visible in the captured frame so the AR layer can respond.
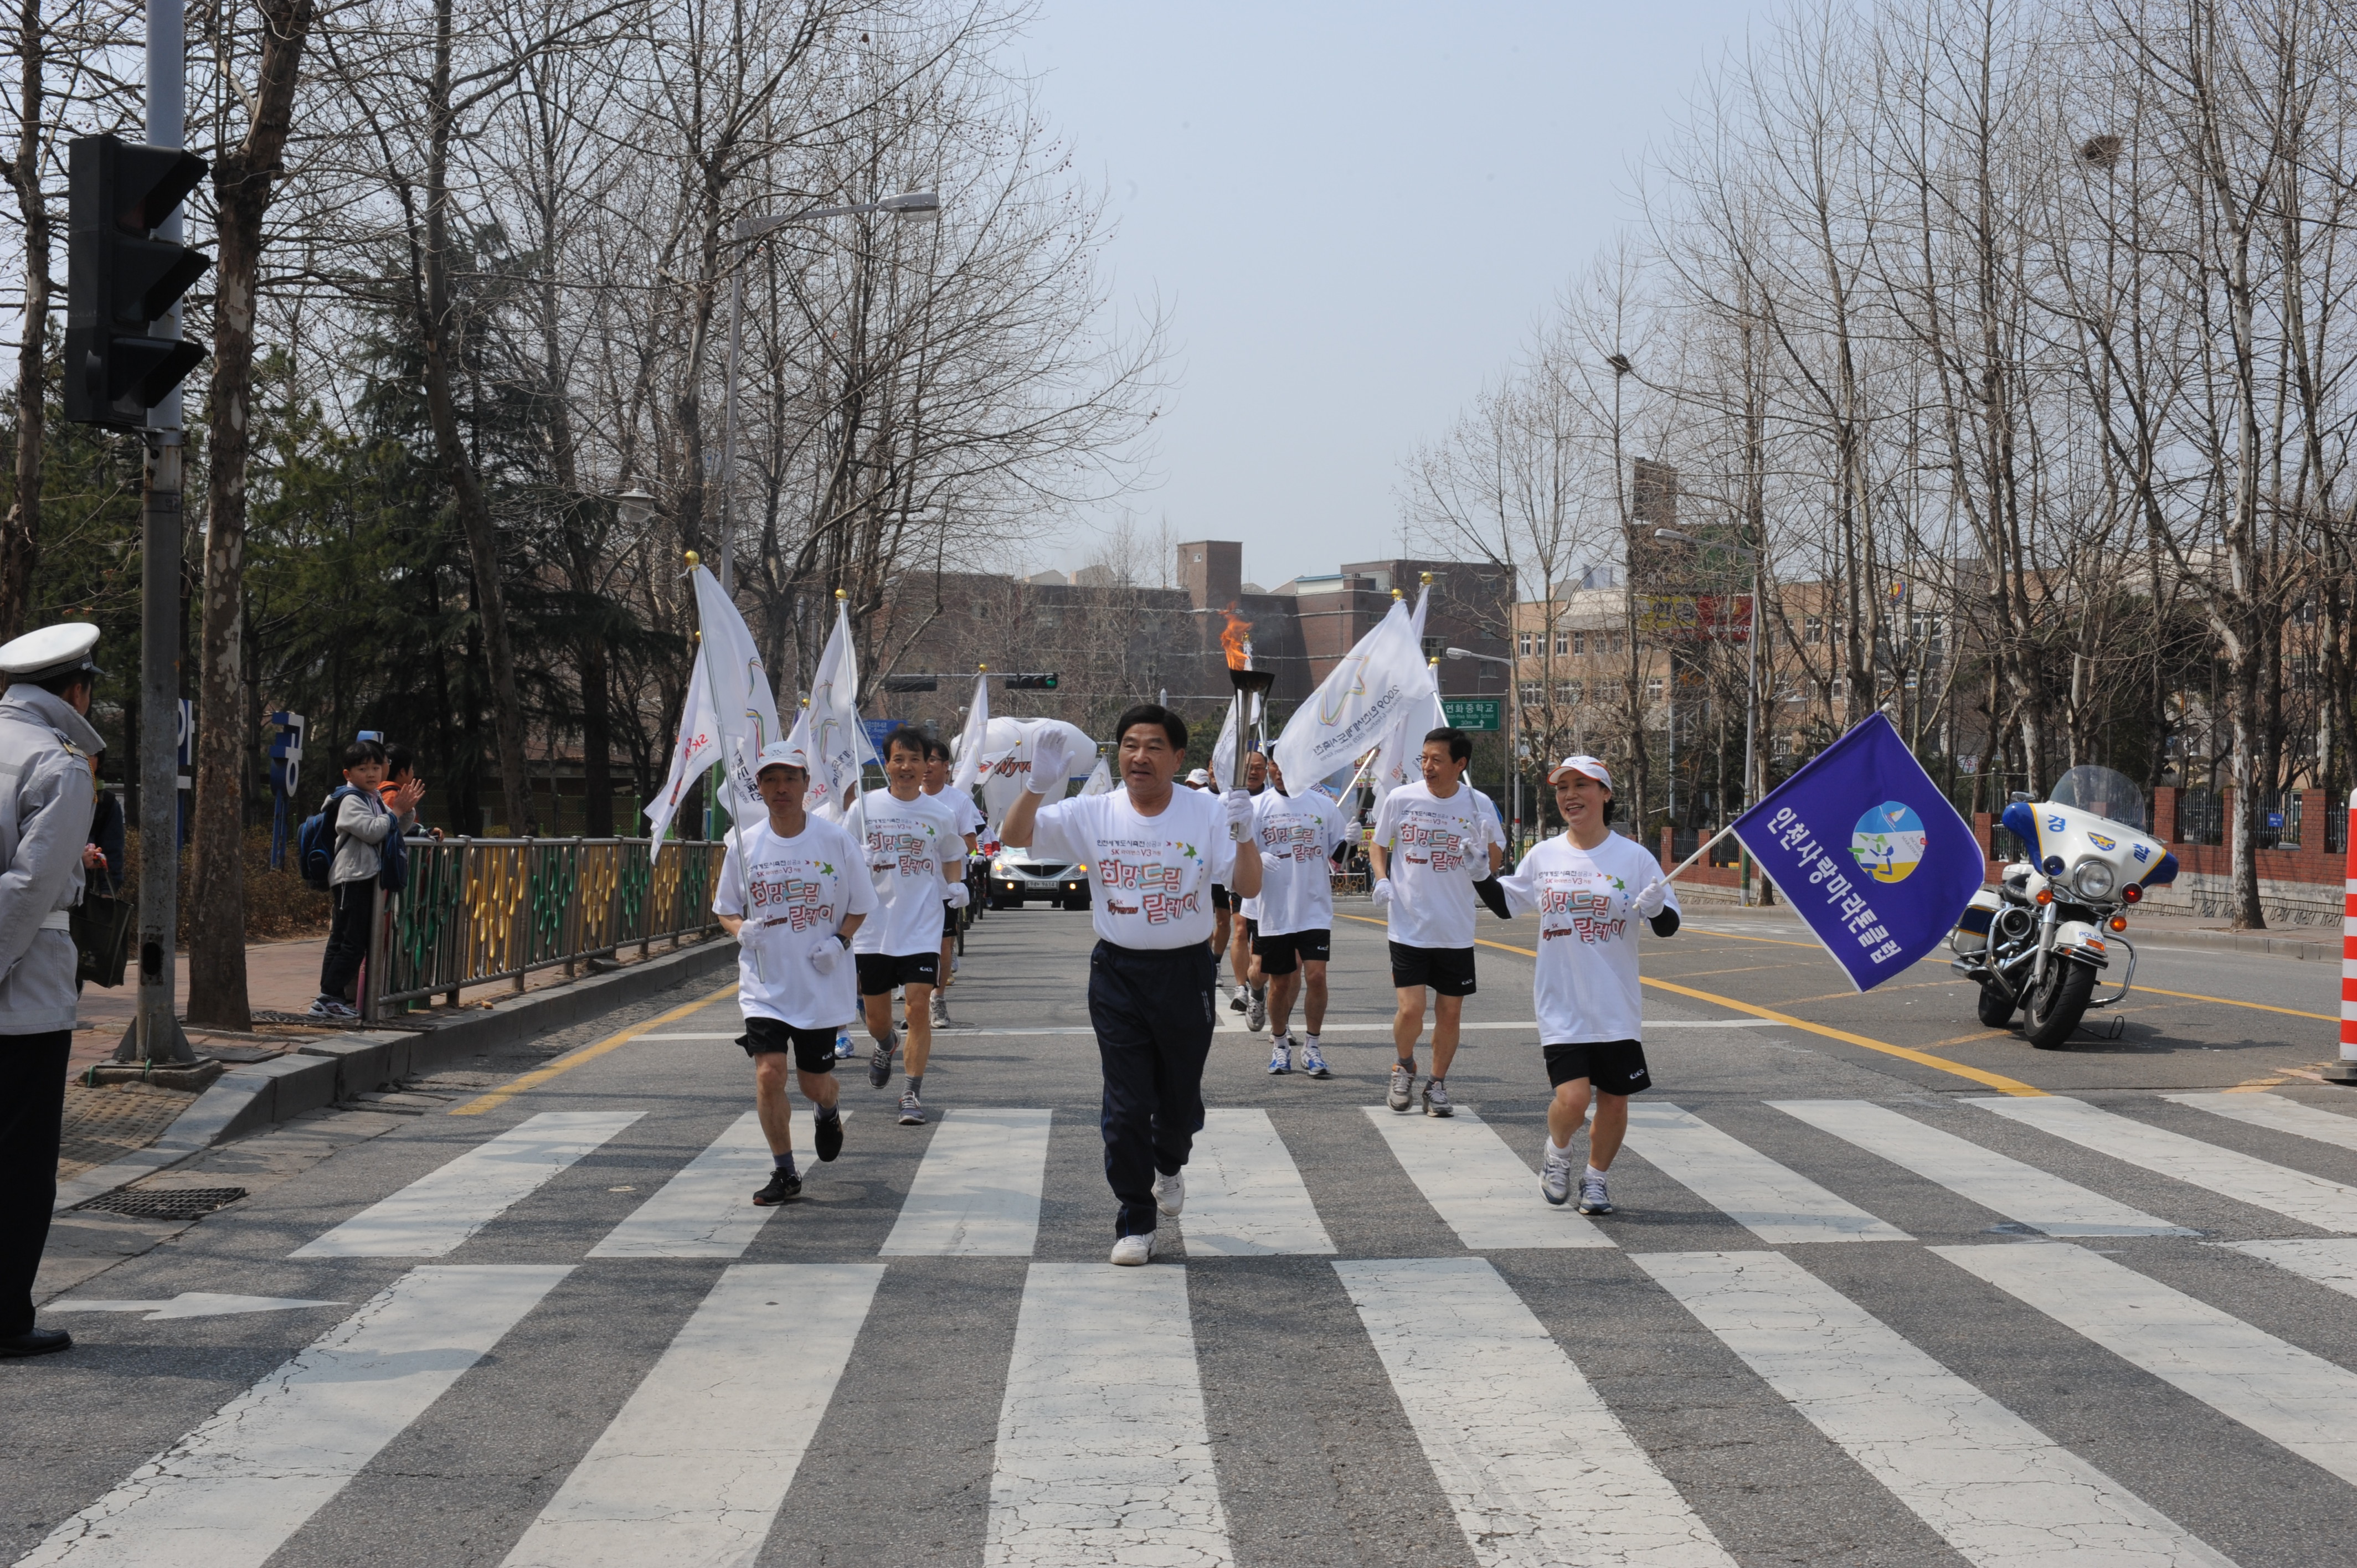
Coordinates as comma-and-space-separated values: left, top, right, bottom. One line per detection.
120, 0, 193, 1064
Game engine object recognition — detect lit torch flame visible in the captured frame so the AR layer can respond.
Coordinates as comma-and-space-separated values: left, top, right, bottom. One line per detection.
1220, 607, 1253, 670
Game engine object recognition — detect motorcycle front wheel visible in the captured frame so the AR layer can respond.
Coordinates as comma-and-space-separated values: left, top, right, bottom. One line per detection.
1976, 979, 2016, 1028
2020, 960, 2096, 1049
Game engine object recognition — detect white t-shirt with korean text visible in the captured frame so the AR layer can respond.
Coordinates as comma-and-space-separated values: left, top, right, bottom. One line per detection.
1501, 829, 1678, 1045
852, 790, 962, 957
1371, 780, 1504, 951
713, 816, 875, 1029
929, 785, 985, 844
1252, 788, 1347, 937
1030, 785, 1235, 949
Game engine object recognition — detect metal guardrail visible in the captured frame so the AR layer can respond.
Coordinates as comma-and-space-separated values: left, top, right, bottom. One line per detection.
366, 837, 727, 1017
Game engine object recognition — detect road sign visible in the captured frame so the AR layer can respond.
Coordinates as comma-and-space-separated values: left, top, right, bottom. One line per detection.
862, 719, 900, 756
1442, 698, 1501, 732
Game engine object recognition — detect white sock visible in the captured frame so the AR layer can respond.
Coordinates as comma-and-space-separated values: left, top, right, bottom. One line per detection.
1546, 1138, 1572, 1161
1305, 1033, 1320, 1047
1585, 1164, 1609, 1182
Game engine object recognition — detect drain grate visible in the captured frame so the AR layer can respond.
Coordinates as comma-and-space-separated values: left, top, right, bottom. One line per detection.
75, 1187, 248, 1220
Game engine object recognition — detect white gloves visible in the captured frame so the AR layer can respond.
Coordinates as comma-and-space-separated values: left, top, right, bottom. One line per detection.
808, 934, 846, 976
1371, 877, 1394, 909
1026, 732, 1069, 794
1634, 879, 1670, 919
734, 918, 763, 948
1222, 789, 1254, 832
944, 881, 970, 910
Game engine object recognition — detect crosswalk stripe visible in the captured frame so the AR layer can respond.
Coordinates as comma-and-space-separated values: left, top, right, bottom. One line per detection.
1175, 1108, 1335, 1256
2223, 1237, 2357, 1300
1623, 1102, 1910, 1243
20, 1265, 570, 1568
588, 1110, 848, 1258
985, 1263, 1231, 1567
878, 1107, 1053, 1256
498, 1263, 884, 1567
292, 1112, 642, 1258
1639, 1250, 2233, 1568
1336, 1256, 1736, 1567
1936, 1239, 2357, 1486
1359, 1106, 1614, 1249
2166, 1092, 2357, 1154
1771, 1099, 2194, 1237
1969, 1095, 2357, 1232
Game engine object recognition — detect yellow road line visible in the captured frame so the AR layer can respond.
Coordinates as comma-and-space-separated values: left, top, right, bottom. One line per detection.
450, 979, 740, 1117
1341, 914, 2045, 1096
2133, 985, 2335, 1023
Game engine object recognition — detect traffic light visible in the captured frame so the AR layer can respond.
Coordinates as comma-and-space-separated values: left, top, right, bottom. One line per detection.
64, 135, 210, 430
1005, 672, 1059, 690
881, 674, 938, 693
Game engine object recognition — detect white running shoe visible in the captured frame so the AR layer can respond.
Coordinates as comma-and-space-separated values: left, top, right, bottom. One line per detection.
1267, 1038, 1291, 1075
929, 993, 950, 1028
1153, 1168, 1186, 1216
1247, 989, 1267, 1031
1422, 1079, 1454, 1117
1577, 1172, 1614, 1215
1540, 1148, 1574, 1206
1229, 984, 1248, 1013
1111, 1232, 1156, 1266
1387, 1061, 1415, 1112
1300, 1039, 1330, 1078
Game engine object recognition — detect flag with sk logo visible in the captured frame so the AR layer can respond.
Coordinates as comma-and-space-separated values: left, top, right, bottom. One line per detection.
1728, 711, 1982, 991
1269, 597, 1430, 791
644, 647, 721, 861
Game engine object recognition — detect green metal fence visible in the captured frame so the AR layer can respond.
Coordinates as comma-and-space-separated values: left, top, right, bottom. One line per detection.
366, 838, 726, 1017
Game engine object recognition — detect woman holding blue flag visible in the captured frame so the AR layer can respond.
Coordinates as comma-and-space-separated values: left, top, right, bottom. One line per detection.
1497, 756, 1681, 1216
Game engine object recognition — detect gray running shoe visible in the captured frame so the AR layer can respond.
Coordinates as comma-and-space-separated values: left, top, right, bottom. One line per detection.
1229, 985, 1248, 1013
869, 1031, 897, 1089
929, 993, 950, 1028
1247, 988, 1267, 1031
1300, 1040, 1330, 1078
1577, 1173, 1613, 1215
1540, 1149, 1574, 1206
1387, 1061, 1415, 1112
1422, 1079, 1455, 1117
898, 1089, 925, 1126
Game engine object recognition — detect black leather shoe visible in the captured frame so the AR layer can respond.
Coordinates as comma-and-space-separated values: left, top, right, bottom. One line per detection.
0, 1327, 71, 1358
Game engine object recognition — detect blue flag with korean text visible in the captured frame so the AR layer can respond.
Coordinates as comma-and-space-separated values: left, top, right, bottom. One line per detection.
1728, 712, 1982, 992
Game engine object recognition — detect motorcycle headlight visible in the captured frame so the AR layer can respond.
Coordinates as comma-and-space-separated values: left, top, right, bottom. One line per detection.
2071, 859, 2116, 901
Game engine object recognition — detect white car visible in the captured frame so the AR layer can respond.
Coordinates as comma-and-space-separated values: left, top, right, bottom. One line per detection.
988, 853, 1093, 910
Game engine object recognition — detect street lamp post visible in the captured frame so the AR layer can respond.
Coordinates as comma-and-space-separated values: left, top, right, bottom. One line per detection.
714, 191, 940, 593
1445, 646, 1520, 855
1656, 525, 1762, 900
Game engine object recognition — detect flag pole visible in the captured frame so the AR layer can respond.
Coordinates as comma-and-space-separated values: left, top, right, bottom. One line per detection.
1650, 824, 1737, 890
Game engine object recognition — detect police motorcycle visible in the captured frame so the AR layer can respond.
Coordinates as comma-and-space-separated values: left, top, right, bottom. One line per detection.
1950, 765, 2177, 1049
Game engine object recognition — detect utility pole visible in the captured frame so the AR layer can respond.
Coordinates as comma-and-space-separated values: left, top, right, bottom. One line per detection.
124, 0, 192, 1064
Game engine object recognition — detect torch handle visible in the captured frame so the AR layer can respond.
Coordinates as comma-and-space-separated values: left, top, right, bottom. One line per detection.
1231, 690, 1249, 840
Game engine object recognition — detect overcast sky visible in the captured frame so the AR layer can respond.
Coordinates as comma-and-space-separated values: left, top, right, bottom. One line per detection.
1009, 1, 1768, 591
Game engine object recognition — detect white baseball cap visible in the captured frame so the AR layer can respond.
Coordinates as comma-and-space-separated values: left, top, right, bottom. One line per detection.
1547, 755, 1613, 790
1184, 768, 1211, 787
754, 740, 809, 776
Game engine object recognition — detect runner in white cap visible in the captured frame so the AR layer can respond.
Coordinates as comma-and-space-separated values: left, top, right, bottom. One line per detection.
1496, 755, 1679, 1215
1249, 755, 1349, 1077
711, 741, 873, 1206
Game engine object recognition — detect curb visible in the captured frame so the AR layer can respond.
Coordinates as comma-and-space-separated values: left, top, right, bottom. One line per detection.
55, 937, 734, 1211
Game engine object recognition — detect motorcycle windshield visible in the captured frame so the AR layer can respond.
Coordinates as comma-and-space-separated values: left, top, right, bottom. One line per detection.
2047, 766, 2148, 834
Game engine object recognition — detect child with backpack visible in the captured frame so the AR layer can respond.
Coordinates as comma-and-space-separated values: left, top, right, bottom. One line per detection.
307, 739, 423, 1019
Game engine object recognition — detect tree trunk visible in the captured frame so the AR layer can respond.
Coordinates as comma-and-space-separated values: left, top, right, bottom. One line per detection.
418, 0, 533, 836
0, 0, 47, 639
187, 0, 315, 1029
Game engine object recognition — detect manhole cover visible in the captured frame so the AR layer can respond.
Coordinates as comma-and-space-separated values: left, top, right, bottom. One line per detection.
75, 1187, 248, 1220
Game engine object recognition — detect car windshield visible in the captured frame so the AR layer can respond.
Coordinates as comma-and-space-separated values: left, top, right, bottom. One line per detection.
2047, 766, 2148, 834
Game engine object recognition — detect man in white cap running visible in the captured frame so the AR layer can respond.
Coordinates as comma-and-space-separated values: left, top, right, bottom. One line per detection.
1249, 755, 1349, 1077
0, 622, 102, 1356
1497, 755, 1679, 1216
712, 741, 872, 1205
855, 726, 966, 1125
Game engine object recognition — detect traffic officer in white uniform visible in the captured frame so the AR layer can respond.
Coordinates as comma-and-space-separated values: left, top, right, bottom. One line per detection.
0, 622, 103, 1358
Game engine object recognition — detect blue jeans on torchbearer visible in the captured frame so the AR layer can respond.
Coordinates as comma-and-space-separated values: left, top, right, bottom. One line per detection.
1088, 940, 1216, 1238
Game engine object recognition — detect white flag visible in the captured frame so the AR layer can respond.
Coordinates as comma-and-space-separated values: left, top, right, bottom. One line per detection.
1270, 596, 1432, 790
1366, 581, 1444, 806
948, 670, 991, 794
1079, 751, 1114, 796
644, 649, 721, 860
691, 566, 786, 818
799, 597, 870, 822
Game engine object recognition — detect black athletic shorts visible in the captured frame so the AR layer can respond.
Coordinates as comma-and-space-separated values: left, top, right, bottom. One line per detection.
1388, 941, 1477, 997
1544, 1039, 1653, 1096
738, 1015, 839, 1074
1243, 916, 1259, 942
943, 906, 960, 938
1211, 883, 1231, 913
856, 950, 941, 996
1252, 927, 1331, 976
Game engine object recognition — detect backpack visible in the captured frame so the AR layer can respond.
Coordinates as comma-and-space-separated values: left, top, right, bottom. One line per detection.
378, 814, 409, 894
297, 785, 365, 891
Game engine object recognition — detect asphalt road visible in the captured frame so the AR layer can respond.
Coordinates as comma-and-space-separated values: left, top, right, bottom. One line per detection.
11, 893, 2357, 1567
